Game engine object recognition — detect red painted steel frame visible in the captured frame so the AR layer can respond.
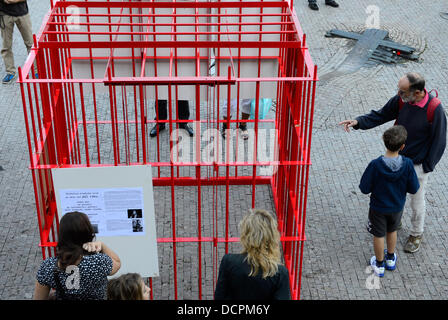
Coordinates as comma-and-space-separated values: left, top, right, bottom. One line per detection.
19, 0, 317, 300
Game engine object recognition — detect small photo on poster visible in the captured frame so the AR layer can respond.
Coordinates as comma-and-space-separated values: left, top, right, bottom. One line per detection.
128, 209, 143, 219
132, 219, 144, 233
92, 224, 99, 234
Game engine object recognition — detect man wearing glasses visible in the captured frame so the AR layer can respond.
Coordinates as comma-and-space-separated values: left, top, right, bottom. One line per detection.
339, 72, 447, 254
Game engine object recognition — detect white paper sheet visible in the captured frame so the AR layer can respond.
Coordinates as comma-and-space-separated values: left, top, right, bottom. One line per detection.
59, 187, 145, 237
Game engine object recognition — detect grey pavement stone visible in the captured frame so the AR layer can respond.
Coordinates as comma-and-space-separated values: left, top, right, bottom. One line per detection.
1, 0, 448, 300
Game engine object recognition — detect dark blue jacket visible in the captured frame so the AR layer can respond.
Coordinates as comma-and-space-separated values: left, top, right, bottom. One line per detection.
354, 93, 447, 173
360, 156, 420, 213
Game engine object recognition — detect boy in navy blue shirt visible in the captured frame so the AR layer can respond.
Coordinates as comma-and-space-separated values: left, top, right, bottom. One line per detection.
360, 125, 420, 277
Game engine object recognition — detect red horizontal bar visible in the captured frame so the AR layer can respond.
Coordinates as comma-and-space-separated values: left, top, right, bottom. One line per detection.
44, 30, 296, 36
80, 119, 274, 125
157, 236, 305, 243
103, 76, 236, 86
69, 55, 280, 61
39, 40, 302, 49
39, 236, 305, 247
55, 1, 288, 9
47, 21, 294, 28
30, 162, 310, 170
157, 237, 240, 244
51, 12, 291, 19
19, 76, 314, 84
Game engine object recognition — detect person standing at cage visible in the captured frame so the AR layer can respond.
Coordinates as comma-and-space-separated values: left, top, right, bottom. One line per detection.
150, 99, 194, 138
0, 0, 33, 84
208, 53, 251, 140
339, 72, 447, 253
107, 273, 151, 300
214, 209, 291, 300
33, 211, 121, 300
220, 99, 251, 140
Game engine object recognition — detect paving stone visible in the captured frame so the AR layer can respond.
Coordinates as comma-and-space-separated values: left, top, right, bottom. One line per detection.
1, 0, 448, 300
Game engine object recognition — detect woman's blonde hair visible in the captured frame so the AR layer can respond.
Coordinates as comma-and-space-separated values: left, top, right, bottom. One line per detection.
107, 273, 144, 300
239, 209, 282, 279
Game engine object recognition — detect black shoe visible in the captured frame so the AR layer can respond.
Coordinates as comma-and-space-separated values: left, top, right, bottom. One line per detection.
180, 124, 194, 137
325, 0, 339, 7
308, 2, 319, 10
221, 123, 228, 139
150, 124, 165, 137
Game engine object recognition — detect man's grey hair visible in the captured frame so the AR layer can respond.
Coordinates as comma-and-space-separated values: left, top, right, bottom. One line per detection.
405, 72, 425, 92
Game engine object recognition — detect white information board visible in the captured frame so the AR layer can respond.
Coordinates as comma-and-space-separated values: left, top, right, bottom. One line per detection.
52, 166, 159, 278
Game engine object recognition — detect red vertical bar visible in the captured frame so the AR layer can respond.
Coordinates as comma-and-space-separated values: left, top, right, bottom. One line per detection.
251, 81, 260, 208
130, 6, 140, 164
79, 84, 90, 167
139, 84, 147, 164
19, 68, 47, 260
108, 69, 119, 166
297, 65, 317, 300
168, 82, 178, 299
194, 2, 202, 300
85, 6, 102, 164
234, 0, 243, 177
149, 277, 153, 300
225, 66, 231, 254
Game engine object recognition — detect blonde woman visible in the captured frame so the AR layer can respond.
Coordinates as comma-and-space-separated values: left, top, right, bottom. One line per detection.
214, 209, 291, 300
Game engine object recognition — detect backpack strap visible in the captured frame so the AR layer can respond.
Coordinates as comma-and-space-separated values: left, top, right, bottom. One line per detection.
396, 93, 441, 124
426, 96, 441, 124
398, 96, 404, 112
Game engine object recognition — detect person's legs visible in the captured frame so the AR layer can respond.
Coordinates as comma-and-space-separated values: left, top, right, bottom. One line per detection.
373, 236, 385, 262
150, 100, 168, 137
1, 14, 17, 78
383, 210, 402, 270
367, 208, 385, 276
370, 236, 385, 277
177, 100, 190, 121
405, 164, 429, 253
15, 13, 34, 74
221, 99, 237, 138
384, 231, 398, 270
177, 100, 193, 137
238, 99, 251, 140
386, 231, 397, 254
15, 14, 33, 54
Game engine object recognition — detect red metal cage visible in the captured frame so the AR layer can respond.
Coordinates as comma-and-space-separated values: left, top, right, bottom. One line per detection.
19, 0, 317, 300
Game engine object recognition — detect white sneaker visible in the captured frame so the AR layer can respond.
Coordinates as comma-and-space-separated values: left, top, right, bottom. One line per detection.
370, 256, 385, 277
384, 249, 397, 271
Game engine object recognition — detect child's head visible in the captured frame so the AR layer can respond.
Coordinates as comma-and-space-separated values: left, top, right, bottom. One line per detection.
383, 125, 407, 152
107, 273, 150, 300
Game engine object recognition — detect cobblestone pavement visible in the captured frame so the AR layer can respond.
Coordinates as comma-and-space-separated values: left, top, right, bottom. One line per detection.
0, 0, 447, 300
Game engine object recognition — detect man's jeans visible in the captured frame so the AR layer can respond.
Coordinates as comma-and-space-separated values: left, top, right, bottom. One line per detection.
1, 13, 33, 74
409, 164, 430, 237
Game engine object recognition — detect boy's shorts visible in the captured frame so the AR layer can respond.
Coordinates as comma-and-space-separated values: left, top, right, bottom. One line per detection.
366, 208, 403, 237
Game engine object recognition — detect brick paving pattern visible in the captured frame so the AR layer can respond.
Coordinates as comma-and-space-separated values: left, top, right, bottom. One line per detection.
0, 0, 447, 299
